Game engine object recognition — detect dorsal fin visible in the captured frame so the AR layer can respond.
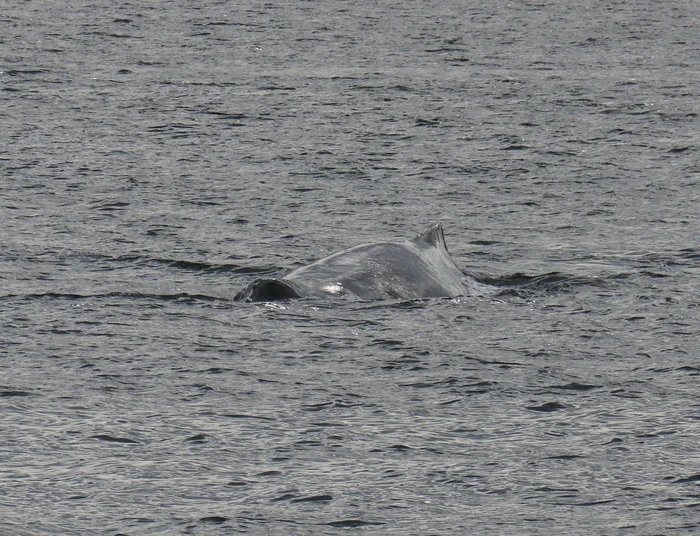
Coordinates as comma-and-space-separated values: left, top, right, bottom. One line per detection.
411, 222, 447, 250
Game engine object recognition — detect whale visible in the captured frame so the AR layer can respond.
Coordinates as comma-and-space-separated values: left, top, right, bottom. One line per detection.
234, 223, 470, 302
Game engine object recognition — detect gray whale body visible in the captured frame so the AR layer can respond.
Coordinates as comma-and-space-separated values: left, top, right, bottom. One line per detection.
234, 223, 469, 302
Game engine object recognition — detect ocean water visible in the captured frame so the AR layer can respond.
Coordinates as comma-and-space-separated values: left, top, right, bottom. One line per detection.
1, 0, 699, 534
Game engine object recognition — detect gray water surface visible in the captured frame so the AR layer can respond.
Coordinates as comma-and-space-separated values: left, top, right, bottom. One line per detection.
2, 1, 699, 534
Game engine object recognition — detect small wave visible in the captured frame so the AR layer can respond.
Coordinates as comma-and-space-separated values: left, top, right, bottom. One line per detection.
31, 249, 269, 275
144, 258, 269, 274
111, 254, 271, 275
476, 271, 607, 297
3, 291, 227, 304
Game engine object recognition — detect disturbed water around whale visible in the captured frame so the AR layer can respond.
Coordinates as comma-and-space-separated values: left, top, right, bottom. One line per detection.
2, 0, 699, 534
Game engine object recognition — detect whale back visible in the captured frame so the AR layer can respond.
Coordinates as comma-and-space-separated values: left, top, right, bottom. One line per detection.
235, 223, 466, 302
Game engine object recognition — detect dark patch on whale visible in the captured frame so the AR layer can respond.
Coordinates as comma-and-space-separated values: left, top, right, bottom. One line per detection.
234, 223, 470, 302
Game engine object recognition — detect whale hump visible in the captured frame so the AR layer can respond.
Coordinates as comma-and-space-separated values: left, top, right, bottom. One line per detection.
234, 278, 303, 302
